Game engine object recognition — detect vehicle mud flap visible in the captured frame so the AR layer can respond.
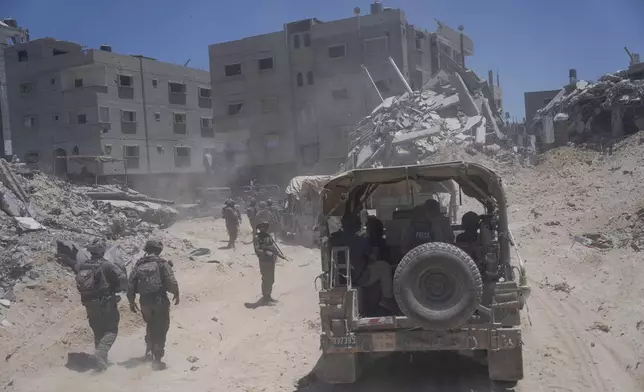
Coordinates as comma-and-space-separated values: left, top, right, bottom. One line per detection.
487, 343, 524, 382
315, 353, 362, 384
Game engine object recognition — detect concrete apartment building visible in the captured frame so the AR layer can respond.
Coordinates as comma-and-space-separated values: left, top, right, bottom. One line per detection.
4, 37, 213, 194
209, 1, 473, 185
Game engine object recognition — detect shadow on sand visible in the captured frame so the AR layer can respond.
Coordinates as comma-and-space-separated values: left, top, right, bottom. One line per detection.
117, 356, 150, 369
65, 352, 100, 373
294, 352, 517, 392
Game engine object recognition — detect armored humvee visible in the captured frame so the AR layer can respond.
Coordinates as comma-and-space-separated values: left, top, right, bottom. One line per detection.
315, 161, 530, 383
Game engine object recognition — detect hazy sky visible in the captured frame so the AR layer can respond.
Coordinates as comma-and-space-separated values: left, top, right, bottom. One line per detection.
4, 0, 643, 119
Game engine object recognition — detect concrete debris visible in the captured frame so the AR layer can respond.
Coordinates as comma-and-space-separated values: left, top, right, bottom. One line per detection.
347, 66, 507, 169
187, 356, 199, 363
1, 319, 11, 327
15, 217, 46, 232
0, 299, 10, 308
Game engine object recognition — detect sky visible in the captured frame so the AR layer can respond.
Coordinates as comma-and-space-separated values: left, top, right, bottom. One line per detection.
3, 0, 644, 120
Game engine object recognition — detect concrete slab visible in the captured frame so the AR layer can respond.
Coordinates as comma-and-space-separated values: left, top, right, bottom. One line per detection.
450, 73, 479, 116
481, 98, 504, 140
392, 126, 442, 145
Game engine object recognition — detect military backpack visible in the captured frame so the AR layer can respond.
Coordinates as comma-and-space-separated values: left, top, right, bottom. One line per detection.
135, 257, 164, 295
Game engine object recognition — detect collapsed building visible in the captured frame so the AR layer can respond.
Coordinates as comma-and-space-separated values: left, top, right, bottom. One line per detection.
528, 55, 644, 151
345, 57, 508, 169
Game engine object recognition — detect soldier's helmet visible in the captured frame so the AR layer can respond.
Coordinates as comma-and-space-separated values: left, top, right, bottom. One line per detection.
87, 239, 107, 256
249, 197, 257, 206
144, 239, 164, 254
461, 211, 480, 230
266, 198, 273, 207
259, 201, 267, 209
257, 221, 270, 230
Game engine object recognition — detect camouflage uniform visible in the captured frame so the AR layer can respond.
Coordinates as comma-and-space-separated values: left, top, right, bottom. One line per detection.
222, 200, 242, 248
127, 240, 179, 363
246, 199, 258, 231
253, 222, 283, 300
255, 202, 276, 234
78, 241, 128, 369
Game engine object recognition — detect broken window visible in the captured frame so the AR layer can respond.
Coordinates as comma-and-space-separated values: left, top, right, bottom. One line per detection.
51, 78, 56, 85
118, 74, 133, 87
225, 63, 242, 77
261, 96, 279, 113
332, 88, 349, 100
121, 110, 136, 122
303, 33, 311, 47
99, 107, 110, 123
77, 114, 87, 124
199, 87, 211, 98
169, 82, 186, 94
24, 151, 40, 163
72, 146, 80, 155
53, 48, 67, 56
258, 57, 274, 71
152, 79, 158, 88
74, 78, 84, 88
307, 71, 314, 85
174, 146, 192, 167
23, 116, 37, 129
227, 103, 244, 116
293, 34, 301, 49
104, 145, 112, 155
200, 117, 213, 128
328, 44, 346, 59
173, 112, 186, 124
375, 80, 390, 94
53, 114, 60, 122
296, 73, 303, 87
19, 82, 33, 94
415, 36, 423, 50
18, 50, 28, 62
364, 37, 388, 55
154, 112, 161, 121
123, 145, 140, 169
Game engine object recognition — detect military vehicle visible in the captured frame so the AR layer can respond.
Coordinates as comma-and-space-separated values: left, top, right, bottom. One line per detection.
315, 161, 530, 384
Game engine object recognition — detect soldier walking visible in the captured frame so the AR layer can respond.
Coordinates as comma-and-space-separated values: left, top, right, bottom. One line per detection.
127, 240, 179, 368
246, 198, 258, 231
253, 221, 286, 303
76, 240, 128, 371
222, 199, 242, 248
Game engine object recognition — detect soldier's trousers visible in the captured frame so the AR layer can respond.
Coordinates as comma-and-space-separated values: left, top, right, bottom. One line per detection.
226, 224, 239, 243
84, 297, 120, 363
140, 296, 171, 359
258, 258, 276, 297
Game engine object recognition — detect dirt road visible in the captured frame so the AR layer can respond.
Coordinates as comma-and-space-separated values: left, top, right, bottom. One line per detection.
3, 216, 642, 392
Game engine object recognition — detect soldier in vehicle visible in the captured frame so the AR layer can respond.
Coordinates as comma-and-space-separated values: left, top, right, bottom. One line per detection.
456, 211, 480, 244
76, 239, 128, 371
330, 213, 398, 313
246, 198, 258, 231
127, 239, 179, 368
253, 221, 286, 303
402, 199, 454, 253
222, 199, 242, 249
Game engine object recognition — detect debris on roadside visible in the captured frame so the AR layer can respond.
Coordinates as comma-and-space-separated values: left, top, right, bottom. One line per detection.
589, 322, 612, 333
573, 233, 614, 249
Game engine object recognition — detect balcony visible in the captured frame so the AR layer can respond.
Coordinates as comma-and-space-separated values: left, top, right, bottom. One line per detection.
60, 64, 107, 94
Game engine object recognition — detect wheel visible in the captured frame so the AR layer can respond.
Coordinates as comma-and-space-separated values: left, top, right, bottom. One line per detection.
393, 242, 483, 330
488, 344, 524, 382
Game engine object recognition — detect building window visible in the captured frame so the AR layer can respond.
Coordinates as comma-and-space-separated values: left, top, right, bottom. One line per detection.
154, 112, 161, 121
224, 63, 242, 76
296, 73, 303, 87
261, 96, 279, 113
375, 80, 390, 94
200, 117, 213, 129
258, 57, 274, 71
118, 74, 133, 87
99, 107, 110, 123
169, 82, 186, 94
121, 110, 137, 122
328, 44, 346, 59
53, 48, 67, 56
303, 33, 311, 47
265, 134, 280, 149
364, 37, 388, 55
123, 145, 140, 169
74, 78, 84, 88
72, 145, 80, 155
104, 144, 112, 155
51, 78, 56, 85
307, 71, 314, 85
23, 116, 37, 129
293, 35, 301, 49
152, 79, 158, 88
18, 50, 28, 62
174, 146, 191, 167
332, 88, 349, 100
157, 145, 164, 154
19, 82, 34, 94
24, 151, 40, 164
199, 87, 211, 98
77, 114, 87, 124
53, 114, 60, 122
415, 38, 423, 50
227, 103, 244, 116
173, 112, 187, 134
173, 112, 186, 124
201, 117, 214, 138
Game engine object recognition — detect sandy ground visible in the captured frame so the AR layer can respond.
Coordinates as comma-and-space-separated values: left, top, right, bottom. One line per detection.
3, 138, 644, 391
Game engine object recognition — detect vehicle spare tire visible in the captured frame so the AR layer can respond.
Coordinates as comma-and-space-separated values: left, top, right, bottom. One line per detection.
394, 242, 483, 330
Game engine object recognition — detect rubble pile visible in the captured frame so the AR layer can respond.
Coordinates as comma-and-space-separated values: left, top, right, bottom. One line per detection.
347, 67, 508, 169
0, 159, 177, 293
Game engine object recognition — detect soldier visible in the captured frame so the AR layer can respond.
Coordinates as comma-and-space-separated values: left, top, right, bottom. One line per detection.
253, 221, 286, 303
246, 198, 258, 231
255, 201, 273, 232
127, 240, 179, 368
222, 199, 242, 248
76, 239, 128, 371
266, 198, 282, 233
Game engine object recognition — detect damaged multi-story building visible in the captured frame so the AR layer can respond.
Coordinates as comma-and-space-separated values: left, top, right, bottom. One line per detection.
3, 37, 214, 197
208, 1, 474, 184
